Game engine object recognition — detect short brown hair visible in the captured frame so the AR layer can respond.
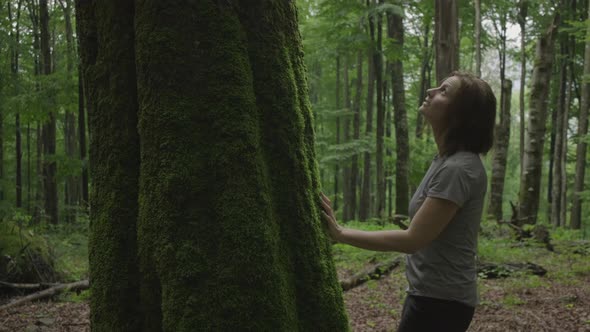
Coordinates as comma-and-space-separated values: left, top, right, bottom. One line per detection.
441, 71, 496, 156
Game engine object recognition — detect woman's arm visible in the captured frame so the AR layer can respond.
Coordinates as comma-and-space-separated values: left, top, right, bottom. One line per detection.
320, 193, 459, 254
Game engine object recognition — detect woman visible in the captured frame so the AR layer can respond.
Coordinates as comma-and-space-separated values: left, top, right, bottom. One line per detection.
320, 71, 496, 332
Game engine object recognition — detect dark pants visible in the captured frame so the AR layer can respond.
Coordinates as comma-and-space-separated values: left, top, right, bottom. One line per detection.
397, 295, 475, 332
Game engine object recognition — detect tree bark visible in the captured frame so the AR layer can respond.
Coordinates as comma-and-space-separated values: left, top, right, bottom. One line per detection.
343, 56, 352, 221
81, 1, 349, 330
334, 56, 341, 212
10, 0, 24, 207
416, 18, 432, 139
488, 10, 509, 221
350, 52, 363, 221
518, 14, 559, 225
360, 2, 376, 221
387, 9, 410, 216
40, 0, 58, 224
435, 0, 459, 83
475, 0, 482, 77
489, 79, 512, 220
78, 65, 89, 206
518, 1, 528, 177
60, 0, 79, 222
375, 5, 385, 219
551, 37, 569, 227
76, 1, 141, 330
570, 0, 590, 229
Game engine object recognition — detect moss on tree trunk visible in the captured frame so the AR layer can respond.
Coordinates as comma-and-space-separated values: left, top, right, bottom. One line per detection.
78, 1, 348, 329
77, 1, 141, 331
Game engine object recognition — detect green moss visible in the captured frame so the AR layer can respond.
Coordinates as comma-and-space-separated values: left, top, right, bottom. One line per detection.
84, 1, 350, 330
86, 2, 141, 331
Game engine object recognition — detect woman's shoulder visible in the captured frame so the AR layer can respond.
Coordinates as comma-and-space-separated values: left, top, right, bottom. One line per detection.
442, 151, 485, 176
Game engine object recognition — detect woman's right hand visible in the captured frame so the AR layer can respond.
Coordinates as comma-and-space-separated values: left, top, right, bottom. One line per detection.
320, 192, 343, 241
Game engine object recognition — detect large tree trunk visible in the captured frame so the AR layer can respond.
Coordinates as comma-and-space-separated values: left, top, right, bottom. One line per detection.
435, 0, 459, 83
387, 10, 409, 216
374, 6, 385, 219
76, 1, 141, 330
551, 37, 569, 227
570, 1, 590, 229
489, 80, 512, 220
518, 1, 529, 177
360, 4, 376, 221
135, 2, 348, 329
518, 15, 559, 225
40, 0, 58, 224
81, 1, 349, 330
350, 52, 362, 221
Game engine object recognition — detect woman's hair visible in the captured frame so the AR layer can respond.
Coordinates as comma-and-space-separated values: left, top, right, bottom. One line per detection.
441, 71, 496, 156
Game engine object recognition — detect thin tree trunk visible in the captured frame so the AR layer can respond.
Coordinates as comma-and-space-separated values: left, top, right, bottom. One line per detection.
387, 10, 410, 216
10, 0, 24, 207
435, 0, 459, 83
26, 0, 40, 219
375, 6, 385, 219
570, 0, 590, 229
40, 0, 58, 224
350, 52, 362, 221
518, 1, 528, 177
489, 80, 513, 220
475, 0, 482, 77
384, 75, 392, 217
60, 0, 79, 221
416, 20, 432, 139
552, 37, 568, 227
343, 56, 352, 221
334, 56, 341, 212
360, 3, 376, 221
488, 11, 509, 220
78, 65, 89, 206
519, 15, 559, 225
27, 123, 30, 213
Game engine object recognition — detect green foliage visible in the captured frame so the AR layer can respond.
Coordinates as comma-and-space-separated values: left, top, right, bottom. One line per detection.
0, 219, 57, 282
331, 220, 402, 272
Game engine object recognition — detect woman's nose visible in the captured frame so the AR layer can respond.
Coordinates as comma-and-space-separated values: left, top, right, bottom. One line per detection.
426, 88, 435, 97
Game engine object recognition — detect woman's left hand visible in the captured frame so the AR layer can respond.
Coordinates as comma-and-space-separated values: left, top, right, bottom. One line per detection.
320, 192, 343, 241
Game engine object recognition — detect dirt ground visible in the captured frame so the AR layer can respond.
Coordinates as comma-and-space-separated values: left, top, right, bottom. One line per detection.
0, 269, 589, 331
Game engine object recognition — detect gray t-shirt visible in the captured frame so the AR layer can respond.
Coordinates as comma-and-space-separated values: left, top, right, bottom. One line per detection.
405, 151, 487, 307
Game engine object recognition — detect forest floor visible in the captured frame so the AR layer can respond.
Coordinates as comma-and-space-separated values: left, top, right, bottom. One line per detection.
0, 222, 589, 331
0, 270, 588, 332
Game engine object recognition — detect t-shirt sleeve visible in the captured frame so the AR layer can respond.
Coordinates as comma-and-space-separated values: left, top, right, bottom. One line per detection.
426, 162, 471, 207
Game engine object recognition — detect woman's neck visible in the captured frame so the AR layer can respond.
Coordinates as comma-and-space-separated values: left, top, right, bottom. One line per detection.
432, 124, 446, 156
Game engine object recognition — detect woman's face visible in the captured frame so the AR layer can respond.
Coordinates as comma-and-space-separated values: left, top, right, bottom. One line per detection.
419, 76, 461, 128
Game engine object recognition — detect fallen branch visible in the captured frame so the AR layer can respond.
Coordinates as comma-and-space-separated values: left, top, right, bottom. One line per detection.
497, 202, 554, 251
340, 257, 402, 291
477, 262, 547, 279
0, 281, 59, 289
0, 280, 89, 312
